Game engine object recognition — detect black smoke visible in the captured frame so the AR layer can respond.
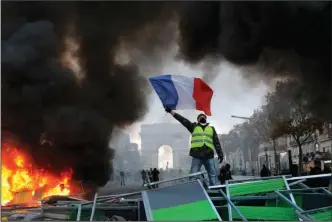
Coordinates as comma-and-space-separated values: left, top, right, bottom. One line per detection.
1, 1, 177, 194
177, 1, 331, 120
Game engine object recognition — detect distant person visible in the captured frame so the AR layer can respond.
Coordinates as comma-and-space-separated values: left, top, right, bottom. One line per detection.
179, 168, 183, 178
120, 171, 125, 186
260, 164, 271, 177
329, 169, 332, 191
145, 170, 149, 182
165, 109, 224, 186
152, 168, 160, 188
309, 160, 322, 187
323, 164, 332, 174
148, 168, 153, 183
272, 168, 277, 176
159, 168, 164, 180
310, 160, 322, 175
141, 169, 148, 186
218, 164, 233, 185
322, 164, 332, 187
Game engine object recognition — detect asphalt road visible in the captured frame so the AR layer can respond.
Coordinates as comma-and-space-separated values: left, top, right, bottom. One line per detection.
98, 183, 146, 196
98, 175, 257, 196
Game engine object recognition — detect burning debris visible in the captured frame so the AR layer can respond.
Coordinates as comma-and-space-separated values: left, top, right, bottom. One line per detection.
1, 142, 75, 206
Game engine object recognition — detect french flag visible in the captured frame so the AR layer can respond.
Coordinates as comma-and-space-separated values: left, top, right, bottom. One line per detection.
149, 75, 214, 116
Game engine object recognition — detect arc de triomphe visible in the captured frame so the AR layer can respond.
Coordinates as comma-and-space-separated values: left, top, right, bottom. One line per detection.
140, 123, 192, 169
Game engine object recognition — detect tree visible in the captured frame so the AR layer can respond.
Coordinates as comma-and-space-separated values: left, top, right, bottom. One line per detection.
219, 131, 241, 157
219, 129, 244, 170
233, 122, 261, 170
270, 80, 324, 173
249, 107, 282, 171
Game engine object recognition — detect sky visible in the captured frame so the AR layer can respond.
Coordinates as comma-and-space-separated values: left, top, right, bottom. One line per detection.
124, 59, 270, 150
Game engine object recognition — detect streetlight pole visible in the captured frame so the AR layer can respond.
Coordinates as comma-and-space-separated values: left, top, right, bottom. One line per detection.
231, 115, 251, 120
231, 114, 280, 174
329, 123, 332, 154
231, 115, 251, 173
288, 147, 293, 176
329, 123, 332, 191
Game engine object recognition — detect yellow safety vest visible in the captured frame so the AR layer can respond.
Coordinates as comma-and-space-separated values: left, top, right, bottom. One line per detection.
190, 125, 214, 149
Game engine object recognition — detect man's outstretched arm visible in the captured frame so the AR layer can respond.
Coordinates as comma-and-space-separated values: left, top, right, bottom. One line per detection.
165, 108, 195, 133
212, 127, 224, 163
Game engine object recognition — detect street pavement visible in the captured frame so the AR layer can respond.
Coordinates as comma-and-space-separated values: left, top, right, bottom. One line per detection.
98, 175, 257, 196
98, 182, 145, 196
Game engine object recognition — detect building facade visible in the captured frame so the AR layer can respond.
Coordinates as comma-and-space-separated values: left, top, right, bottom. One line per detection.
257, 137, 287, 170
140, 123, 192, 170
258, 124, 332, 171
109, 129, 141, 172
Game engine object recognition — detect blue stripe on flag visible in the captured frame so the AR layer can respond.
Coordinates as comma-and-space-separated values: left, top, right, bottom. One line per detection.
149, 75, 178, 109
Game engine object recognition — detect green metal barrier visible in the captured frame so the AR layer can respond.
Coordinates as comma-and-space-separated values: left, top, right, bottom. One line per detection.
229, 178, 286, 196
232, 206, 298, 221
142, 180, 221, 221
309, 209, 332, 221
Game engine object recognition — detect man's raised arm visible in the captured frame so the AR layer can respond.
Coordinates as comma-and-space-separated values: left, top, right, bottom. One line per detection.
165, 108, 195, 133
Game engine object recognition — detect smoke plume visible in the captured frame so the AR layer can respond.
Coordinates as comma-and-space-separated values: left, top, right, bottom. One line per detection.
1, 1, 177, 193
177, 1, 331, 120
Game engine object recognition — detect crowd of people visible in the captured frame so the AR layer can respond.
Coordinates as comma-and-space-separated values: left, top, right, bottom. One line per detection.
112, 168, 189, 187
141, 168, 160, 188
259, 161, 331, 187
300, 160, 331, 187
111, 160, 331, 188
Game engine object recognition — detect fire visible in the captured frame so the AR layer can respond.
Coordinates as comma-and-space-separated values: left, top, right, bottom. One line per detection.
1, 143, 75, 206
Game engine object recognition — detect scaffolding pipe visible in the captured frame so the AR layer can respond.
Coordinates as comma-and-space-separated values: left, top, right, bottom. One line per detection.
219, 189, 247, 221
229, 175, 290, 183
144, 171, 207, 187
98, 191, 141, 199
278, 187, 326, 193
76, 204, 82, 221
322, 188, 332, 197
286, 173, 331, 181
301, 206, 332, 214
275, 191, 304, 212
282, 176, 297, 206
210, 195, 277, 201
209, 175, 288, 189
89, 193, 98, 221
288, 179, 306, 187
295, 210, 314, 221
225, 181, 233, 221
276, 190, 312, 221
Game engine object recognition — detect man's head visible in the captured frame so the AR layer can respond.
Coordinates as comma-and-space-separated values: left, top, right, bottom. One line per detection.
197, 113, 207, 124
225, 163, 231, 170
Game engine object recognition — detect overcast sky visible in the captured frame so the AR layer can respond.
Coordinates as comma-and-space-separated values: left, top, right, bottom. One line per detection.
124, 59, 269, 149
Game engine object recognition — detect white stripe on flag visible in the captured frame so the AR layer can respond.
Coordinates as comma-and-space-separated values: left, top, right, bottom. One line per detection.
171, 75, 196, 109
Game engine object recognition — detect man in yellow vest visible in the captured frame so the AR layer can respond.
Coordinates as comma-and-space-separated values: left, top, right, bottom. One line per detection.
166, 108, 223, 186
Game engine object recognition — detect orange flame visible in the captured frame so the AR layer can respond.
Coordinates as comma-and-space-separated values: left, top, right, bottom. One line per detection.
1, 143, 75, 206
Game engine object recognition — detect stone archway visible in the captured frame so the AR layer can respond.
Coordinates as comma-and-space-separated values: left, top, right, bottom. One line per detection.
158, 145, 173, 169
140, 123, 191, 169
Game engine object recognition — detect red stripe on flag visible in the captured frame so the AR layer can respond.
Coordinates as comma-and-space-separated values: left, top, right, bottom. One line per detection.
192, 78, 213, 116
